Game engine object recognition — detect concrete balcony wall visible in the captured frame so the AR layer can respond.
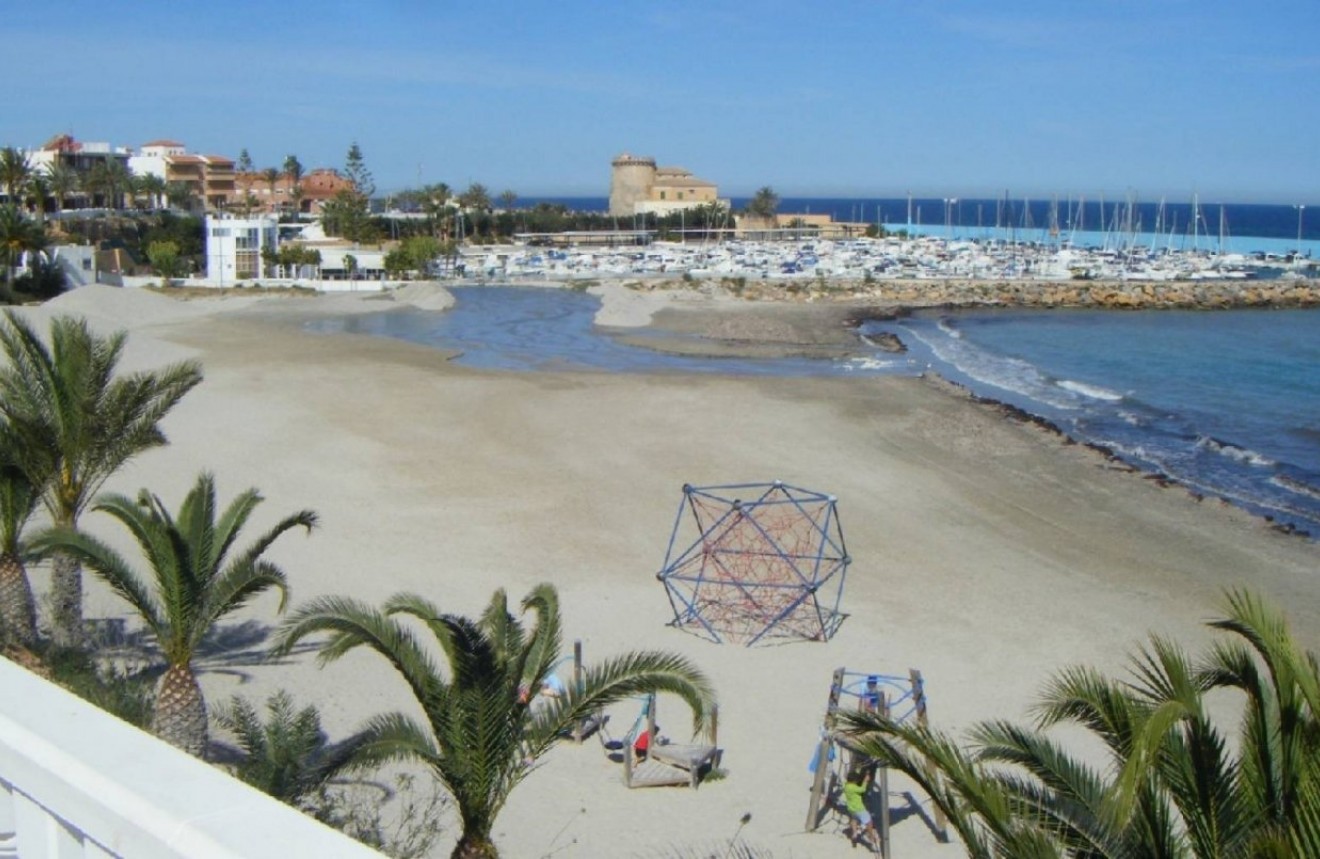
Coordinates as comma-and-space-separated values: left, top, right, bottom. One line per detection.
0, 658, 382, 859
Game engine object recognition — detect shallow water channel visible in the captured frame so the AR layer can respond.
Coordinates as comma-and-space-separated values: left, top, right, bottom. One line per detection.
304, 285, 917, 376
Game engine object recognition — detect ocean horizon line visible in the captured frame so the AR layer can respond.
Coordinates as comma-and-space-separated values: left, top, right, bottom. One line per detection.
473, 195, 1315, 246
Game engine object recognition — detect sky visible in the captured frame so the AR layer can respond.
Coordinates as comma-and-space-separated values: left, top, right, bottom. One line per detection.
4, 1, 1318, 203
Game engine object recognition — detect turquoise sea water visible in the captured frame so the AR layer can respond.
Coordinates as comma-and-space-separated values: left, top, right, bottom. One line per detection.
872, 309, 1320, 535
307, 288, 1320, 537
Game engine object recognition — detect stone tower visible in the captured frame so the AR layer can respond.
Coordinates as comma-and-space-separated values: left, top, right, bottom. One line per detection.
609, 153, 657, 216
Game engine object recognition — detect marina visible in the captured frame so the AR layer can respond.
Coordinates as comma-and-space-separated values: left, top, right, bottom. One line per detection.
461, 232, 1315, 285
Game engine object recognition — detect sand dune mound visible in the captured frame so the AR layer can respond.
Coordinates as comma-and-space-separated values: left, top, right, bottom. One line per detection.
390, 282, 454, 311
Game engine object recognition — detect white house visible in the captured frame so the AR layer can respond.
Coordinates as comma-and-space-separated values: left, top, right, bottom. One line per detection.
204, 214, 278, 284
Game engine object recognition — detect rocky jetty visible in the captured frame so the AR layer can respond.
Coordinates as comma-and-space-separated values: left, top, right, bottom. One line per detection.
717, 277, 1320, 311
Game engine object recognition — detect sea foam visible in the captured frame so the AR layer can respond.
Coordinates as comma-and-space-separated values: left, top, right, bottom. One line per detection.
1056, 380, 1124, 402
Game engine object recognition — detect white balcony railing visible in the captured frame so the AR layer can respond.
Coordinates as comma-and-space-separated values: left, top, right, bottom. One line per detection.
0, 657, 383, 858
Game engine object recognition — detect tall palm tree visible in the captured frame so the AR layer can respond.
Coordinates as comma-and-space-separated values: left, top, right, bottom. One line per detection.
0, 147, 32, 205
746, 186, 779, 220
165, 180, 197, 213
80, 161, 111, 209
839, 588, 1320, 858
132, 173, 166, 211
24, 173, 51, 222
0, 425, 43, 647
45, 163, 78, 214
274, 583, 717, 859
424, 183, 452, 240
32, 472, 317, 756
261, 167, 280, 213
0, 313, 203, 648
283, 155, 304, 217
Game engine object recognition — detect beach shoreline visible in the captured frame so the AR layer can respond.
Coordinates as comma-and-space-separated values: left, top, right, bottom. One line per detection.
15, 285, 1319, 859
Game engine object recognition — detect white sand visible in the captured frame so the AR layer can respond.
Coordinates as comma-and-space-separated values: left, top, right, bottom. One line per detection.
22, 286, 1320, 858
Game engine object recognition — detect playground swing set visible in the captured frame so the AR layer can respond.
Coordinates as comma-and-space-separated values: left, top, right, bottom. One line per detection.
538, 642, 722, 790
804, 667, 949, 855
534, 640, 606, 744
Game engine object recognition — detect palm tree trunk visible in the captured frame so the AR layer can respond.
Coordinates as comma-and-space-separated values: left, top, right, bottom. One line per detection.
451, 832, 499, 859
48, 551, 83, 648
0, 551, 37, 646
154, 663, 208, 758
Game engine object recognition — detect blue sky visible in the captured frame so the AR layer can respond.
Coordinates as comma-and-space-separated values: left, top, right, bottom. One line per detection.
4, 1, 1318, 202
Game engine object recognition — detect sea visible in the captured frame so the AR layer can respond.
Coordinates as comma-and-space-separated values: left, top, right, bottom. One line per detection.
517, 195, 1317, 256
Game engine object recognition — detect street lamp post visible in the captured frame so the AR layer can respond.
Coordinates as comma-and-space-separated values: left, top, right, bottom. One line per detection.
1296, 204, 1306, 251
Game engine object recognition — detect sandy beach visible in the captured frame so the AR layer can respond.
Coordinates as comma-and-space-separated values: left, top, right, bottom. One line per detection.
21, 284, 1320, 858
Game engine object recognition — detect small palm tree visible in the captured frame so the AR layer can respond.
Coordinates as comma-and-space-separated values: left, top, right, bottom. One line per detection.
0, 312, 203, 648
838, 588, 1320, 858
215, 690, 360, 806
0, 205, 45, 283
274, 583, 717, 859
32, 472, 317, 756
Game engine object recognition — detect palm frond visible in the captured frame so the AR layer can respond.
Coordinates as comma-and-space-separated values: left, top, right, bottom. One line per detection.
533, 650, 716, 746
1034, 665, 1144, 760
970, 719, 1118, 854
838, 709, 1026, 859
274, 595, 445, 712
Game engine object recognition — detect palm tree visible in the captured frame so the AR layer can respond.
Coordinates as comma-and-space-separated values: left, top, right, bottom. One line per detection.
261, 167, 280, 213
0, 205, 45, 283
134, 173, 166, 211
274, 583, 717, 859
32, 472, 317, 756
24, 173, 51, 222
838, 588, 1320, 858
80, 161, 110, 209
0, 147, 32, 205
215, 690, 361, 806
0, 425, 43, 647
283, 155, 304, 217
45, 163, 78, 214
0, 313, 203, 648
746, 186, 779, 220
424, 183, 452, 239
236, 149, 254, 217
165, 180, 197, 213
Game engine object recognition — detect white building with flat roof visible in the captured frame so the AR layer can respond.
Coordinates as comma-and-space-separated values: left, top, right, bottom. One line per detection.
204, 214, 277, 283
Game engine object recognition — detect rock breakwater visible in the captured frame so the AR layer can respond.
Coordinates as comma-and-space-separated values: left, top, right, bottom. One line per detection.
716, 277, 1320, 311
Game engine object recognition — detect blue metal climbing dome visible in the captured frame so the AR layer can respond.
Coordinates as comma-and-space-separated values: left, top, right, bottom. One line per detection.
656, 481, 851, 646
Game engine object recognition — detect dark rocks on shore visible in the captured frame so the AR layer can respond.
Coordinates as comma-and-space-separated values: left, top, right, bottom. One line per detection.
742, 277, 1320, 313
869, 332, 906, 353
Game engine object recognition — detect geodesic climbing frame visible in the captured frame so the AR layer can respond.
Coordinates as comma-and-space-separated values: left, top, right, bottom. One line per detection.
656, 481, 851, 646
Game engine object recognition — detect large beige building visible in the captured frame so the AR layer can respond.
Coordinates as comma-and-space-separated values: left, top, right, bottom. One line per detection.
129, 140, 236, 211
608, 153, 726, 216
